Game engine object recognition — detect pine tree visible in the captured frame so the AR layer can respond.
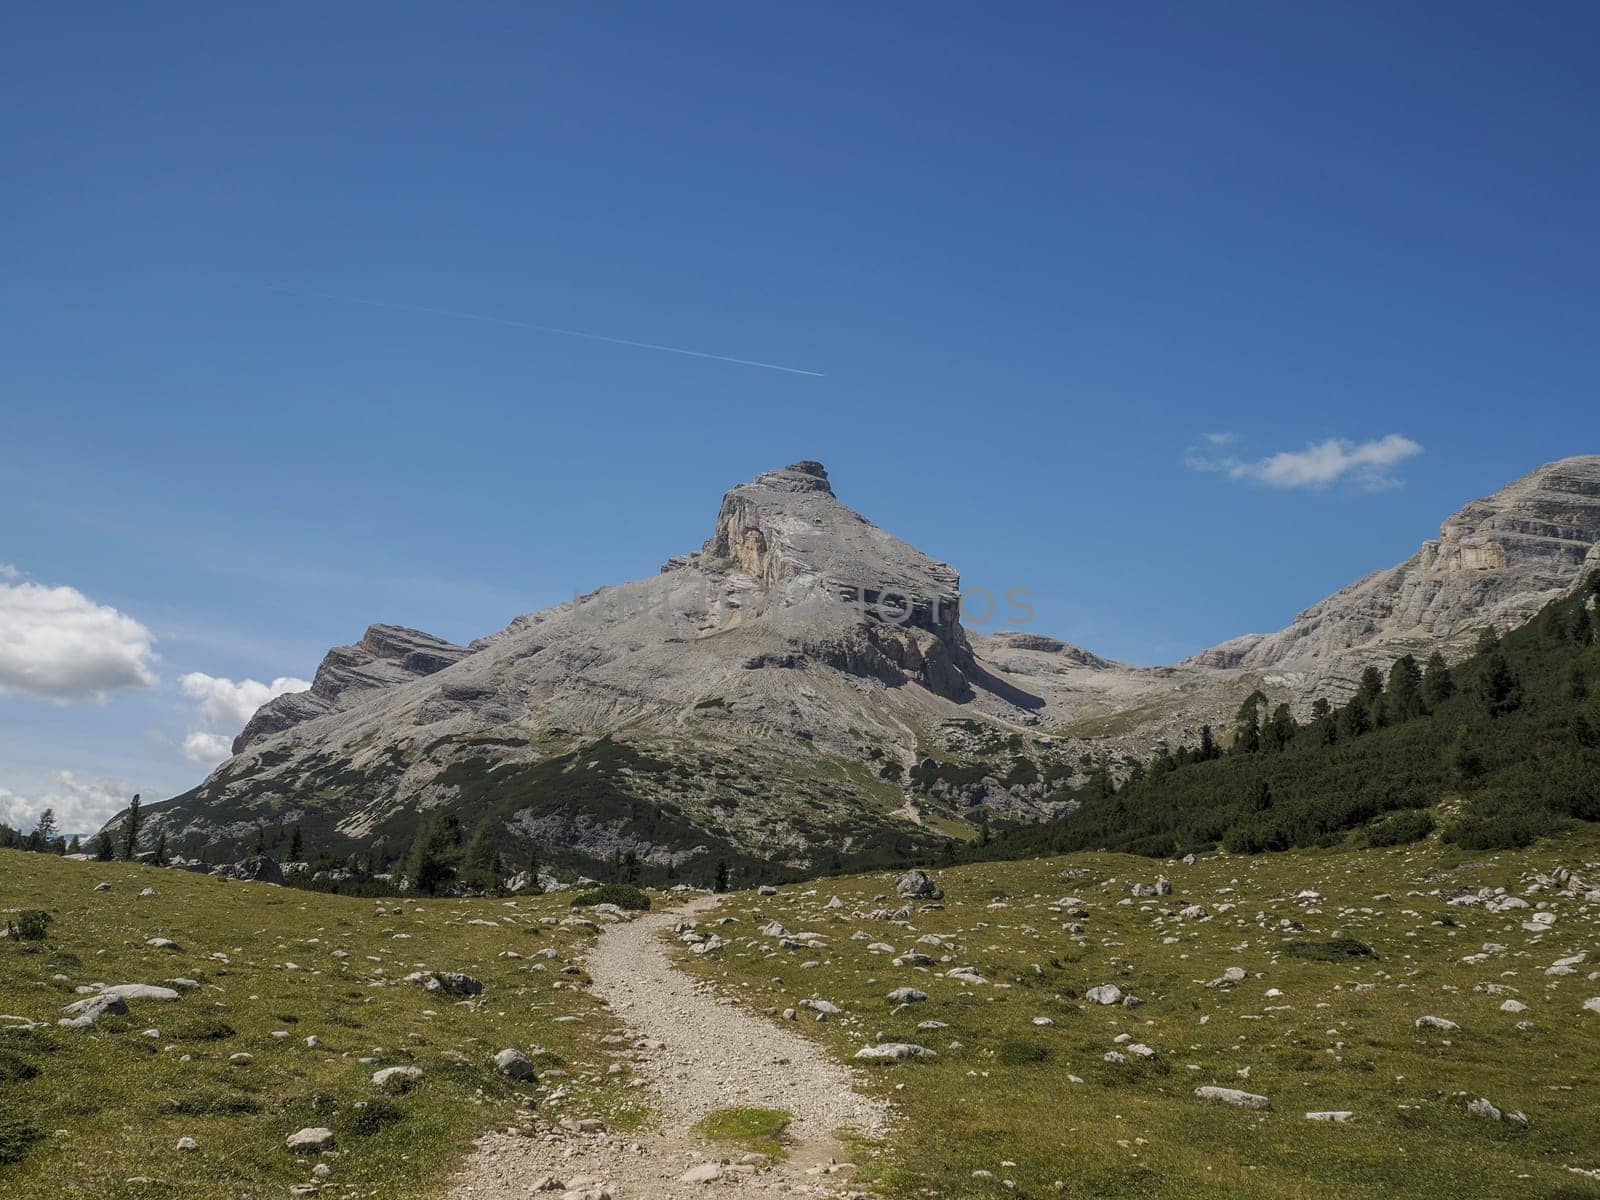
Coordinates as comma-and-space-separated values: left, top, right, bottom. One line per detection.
253, 824, 266, 855
1357, 666, 1385, 704
1475, 625, 1501, 654
713, 860, 730, 893
621, 850, 640, 884
1422, 653, 1455, 705
1340, 698, 1371, 738
458, 817, 502, 892
35, 808, 58, 845
153, 831, 169, 867
1475, 651, 1522, 716
67, 834, 80, 855
1233, 691, 1266, 754
289, 824, 303, 862
121, 795, 143, 861
94, 832, 114, 861
1263, 703, 1297, 753
1198, 726, 1219, 761
405, 813, 462, 895
1386, 655, 1425, 721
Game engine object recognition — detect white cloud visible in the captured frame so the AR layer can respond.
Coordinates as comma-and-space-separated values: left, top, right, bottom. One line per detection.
1202, 431, 1237, 446
182, 730, 235, 765
179, 672, 310, 730
0, 771, 136, 837
0, 564, 19, 580
1187, 434, 1423, 491
177, 671, 310, 766
0, 579, 158, 701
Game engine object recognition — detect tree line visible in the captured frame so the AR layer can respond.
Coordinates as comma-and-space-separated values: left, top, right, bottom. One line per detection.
972, 571, 1600, 862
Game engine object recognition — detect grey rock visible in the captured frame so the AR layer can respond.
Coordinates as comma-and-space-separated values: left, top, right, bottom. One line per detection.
494, 1048, 535, 1079
854, 1042, 937, 1062
896, 870, 944, 900
1195, 1086, 1271, 1110
286, 1127, 336, 1153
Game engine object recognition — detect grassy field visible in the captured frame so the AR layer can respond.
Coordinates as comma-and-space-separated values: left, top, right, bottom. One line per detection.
0, 852, 642, 1199
676, 832, 1600, 1200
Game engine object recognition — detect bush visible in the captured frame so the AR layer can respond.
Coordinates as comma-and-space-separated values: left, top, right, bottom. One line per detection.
1443, 796, 1560, 851
4, 910, 52, 941
1284, 936, 1377, 962
0, 1050, 40, 1083
996, 1038, 1051, 1065
571, 883, 650, 911
345, 1098, 406, 1136
1365, 809, 1435, 846
0, 1116, 41, 1165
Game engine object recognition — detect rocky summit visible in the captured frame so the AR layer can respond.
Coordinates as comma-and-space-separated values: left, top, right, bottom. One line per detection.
109, 455, 1600, 878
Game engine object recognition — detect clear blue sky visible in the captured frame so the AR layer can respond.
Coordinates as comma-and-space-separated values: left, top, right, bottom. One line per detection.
3, 2, 1597, 830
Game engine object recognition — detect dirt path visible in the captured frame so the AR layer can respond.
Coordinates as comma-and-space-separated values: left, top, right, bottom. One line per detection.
448, 896, 889, 1200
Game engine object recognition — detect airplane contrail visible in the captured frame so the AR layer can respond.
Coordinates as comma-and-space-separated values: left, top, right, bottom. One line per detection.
262, 284, 825, 377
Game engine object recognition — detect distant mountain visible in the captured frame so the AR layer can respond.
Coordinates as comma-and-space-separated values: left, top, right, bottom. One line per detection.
105, 455, 1600, 881
1190, 456, 1600, 692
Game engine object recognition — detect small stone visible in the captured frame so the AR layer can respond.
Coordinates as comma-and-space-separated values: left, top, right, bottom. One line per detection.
679, 1162, 725, 1183
176, 1136, 198, 1151
286, 1127, 335, 1153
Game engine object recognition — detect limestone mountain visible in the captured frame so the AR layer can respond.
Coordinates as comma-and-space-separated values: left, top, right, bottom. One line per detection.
1190, 455, 1600, 695
111, 455, 1600, 881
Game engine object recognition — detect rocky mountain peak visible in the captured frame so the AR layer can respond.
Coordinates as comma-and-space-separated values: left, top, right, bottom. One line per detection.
751, 459, 834, 495
232, 623, 470, 753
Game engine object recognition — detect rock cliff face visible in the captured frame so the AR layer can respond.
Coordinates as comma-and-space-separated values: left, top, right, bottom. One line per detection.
233, 625, 471, 752
119, 455, 1600, 879
1189, 456, 1600, 693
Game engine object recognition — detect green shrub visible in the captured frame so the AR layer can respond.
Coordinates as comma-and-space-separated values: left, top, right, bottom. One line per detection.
571, 883, 650, 911
345, 1098, 406, 1136
1366, 809, 1435, 846
996, 1038, 1051, 1065
4, 910, 52, 941
0, 1116, 41, 1165
0, 1050, 40, 1082
1284, 936, 1377, 962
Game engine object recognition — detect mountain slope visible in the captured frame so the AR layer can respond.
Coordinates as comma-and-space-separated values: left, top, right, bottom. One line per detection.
1190, 455, 1600, 692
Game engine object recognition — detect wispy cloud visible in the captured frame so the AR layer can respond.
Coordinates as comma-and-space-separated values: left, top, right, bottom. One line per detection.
1187, 434, 1423, 491
264, 285, 825, 377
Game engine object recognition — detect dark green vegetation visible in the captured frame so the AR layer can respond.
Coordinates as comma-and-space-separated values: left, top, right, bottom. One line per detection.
0, 852, 640, 1198
987, 578, 1600, 861
681, 835, 1600, 1200
571, 883, 651, 910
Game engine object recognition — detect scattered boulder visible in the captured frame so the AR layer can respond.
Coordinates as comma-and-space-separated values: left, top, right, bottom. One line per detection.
59, 993, 127, 1030
679, 1163, 726, 1184
1085, 984, 1123, 1006
286, 1127, 336, 1153
1195, 1086, 1270, 1110
494, 1048, 535, 1080
855, 1042, 937, 1062
1415, 1015, 1459, 1031
895, 870, 944, 901
404, 971, 484, 997
1305, 1111, 1354, 1123
887, 987, 928, 1004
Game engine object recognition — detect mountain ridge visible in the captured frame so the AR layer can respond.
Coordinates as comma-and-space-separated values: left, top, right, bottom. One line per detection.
111, 454, 1600, 877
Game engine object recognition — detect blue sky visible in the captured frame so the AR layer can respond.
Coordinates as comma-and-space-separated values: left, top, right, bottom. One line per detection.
3, 2, 1597, 832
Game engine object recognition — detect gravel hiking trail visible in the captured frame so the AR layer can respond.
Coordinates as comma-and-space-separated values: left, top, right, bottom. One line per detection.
449, 896, 889, 1200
